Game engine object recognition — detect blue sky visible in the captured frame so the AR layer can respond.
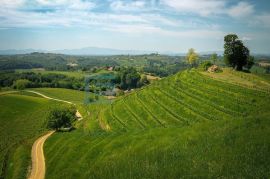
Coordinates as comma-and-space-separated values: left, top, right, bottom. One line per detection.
0, 0, 270, 54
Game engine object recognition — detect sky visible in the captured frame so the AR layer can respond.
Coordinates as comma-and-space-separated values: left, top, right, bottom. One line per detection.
0, 0, 270, 54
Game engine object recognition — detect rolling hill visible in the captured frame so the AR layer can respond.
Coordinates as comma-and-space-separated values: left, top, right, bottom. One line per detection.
0, 92, 61, 179
44, 69, 270, 178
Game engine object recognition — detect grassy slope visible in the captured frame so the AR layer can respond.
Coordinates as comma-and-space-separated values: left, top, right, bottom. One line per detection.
44, 69, 270, 178
16, 69, 88, 79
28, 88, 110, 121
0, 94, 59, 179
29, 88, 86, 104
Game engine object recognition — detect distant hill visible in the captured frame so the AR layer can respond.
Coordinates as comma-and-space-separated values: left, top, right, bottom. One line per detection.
51, 47, 156, 55
0, 47, 222, 56
0, 47, 156, 55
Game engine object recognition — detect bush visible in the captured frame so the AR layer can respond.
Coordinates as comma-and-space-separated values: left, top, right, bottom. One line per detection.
199, 61, 213, 71
47, 105, 77, 131
88, 94, 99, 103
13, 79, 31, 90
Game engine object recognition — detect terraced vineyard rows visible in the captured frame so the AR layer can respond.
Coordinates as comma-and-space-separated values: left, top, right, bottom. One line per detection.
102, 70, 270, 130
44, 69, 270, 179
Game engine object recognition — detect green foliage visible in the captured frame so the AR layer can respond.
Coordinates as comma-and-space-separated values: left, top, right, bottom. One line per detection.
210, 53, 218, 64
224, 34, 250, 71
47, 105, 76, 130
0, 53, 188, 78
116, 89, 125, 96
186, 48, 199, 66
138, 75, 149, 87
245, 56, 255, 70
88, 94, 99, 103
13, 79, 31, 90
117, 67, 141, 90
199, 61, 213, 71
0, 71, 84, 90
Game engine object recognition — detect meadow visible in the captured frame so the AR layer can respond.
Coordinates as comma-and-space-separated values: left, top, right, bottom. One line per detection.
44, 69, 270, 178
0, 93, 59, 179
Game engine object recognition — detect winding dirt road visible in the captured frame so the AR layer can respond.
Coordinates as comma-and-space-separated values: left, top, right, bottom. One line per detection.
28, 131, 54, 179
25, 90, 83, 179
26, 90, 83, 120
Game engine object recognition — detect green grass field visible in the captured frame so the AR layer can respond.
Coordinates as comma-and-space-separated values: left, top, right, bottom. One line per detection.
44, 69, 270, 178
0, 93, 60, 179
16, 69, 88, 79
29, 88, 87, 104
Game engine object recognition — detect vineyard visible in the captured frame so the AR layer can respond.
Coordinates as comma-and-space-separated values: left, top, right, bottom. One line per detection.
44, 69, 270, 178
101, 69, 270, 130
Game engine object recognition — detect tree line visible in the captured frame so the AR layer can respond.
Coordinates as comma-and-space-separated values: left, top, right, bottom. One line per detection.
185, 34, 255, 71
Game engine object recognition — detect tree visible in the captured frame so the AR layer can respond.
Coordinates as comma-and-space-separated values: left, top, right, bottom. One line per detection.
245, 56, 255, 70
117, 67, 141, 90
47, 105, 76, 131
210, 53, 218, 64
186, 48, 199, 67
224, 34, 250, 71
13, 79, 31, 90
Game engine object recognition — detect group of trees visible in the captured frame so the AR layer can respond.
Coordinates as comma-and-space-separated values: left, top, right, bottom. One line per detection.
115, 67, 147, 90
0, 71, 84, 90
185, 34, 254, 71
224, 34, 254, 71
47, 105, 77, 131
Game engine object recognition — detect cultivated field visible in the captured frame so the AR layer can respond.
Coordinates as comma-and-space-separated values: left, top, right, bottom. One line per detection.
44, 69, 270, 178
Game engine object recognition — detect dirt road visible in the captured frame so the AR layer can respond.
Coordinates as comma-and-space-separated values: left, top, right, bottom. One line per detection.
26, 90, 83, 120
26, 90, 83, 179
28, 131, 54, 179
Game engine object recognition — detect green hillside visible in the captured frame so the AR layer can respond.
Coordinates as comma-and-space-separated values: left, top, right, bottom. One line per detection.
0, 93, 60, 179
44, 69, 270, 178
29, 88, 86, 104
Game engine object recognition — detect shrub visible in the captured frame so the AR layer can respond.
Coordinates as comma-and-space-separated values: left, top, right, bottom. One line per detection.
199, 61, 213, 71
13, 79, 31, 90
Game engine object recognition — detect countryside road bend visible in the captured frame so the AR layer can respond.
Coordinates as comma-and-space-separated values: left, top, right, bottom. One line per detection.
28, 131, 54, 179
26, 90, 83, 179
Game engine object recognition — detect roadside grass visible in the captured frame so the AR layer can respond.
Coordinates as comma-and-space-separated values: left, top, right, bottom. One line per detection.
28, 88, 87, 105
44, 69, 270, 178
0, 94, 59, 179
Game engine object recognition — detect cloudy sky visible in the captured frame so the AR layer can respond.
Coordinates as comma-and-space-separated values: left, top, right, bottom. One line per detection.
0, 0, 270, 53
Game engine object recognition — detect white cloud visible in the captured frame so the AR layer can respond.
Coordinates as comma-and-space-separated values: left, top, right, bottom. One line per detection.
0, 0, 25, 8
161, 0, 226, 16
104, 23, 225, 39
227, 2, 254, 18
254, 13, 270, 27
242, 36, 252, 41
110, 0, 145, 11
35, 0, 95, 10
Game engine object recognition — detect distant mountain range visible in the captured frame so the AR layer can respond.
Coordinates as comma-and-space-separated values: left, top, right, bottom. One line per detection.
0, 47, 157, 55
1, 47, 266, 56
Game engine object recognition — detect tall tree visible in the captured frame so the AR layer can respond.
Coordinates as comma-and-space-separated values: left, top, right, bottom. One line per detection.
186, 48, 199, 67
224, 34, 250, 71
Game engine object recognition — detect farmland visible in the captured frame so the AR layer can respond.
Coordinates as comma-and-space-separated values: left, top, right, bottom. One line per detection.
44, 69, 270, 178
